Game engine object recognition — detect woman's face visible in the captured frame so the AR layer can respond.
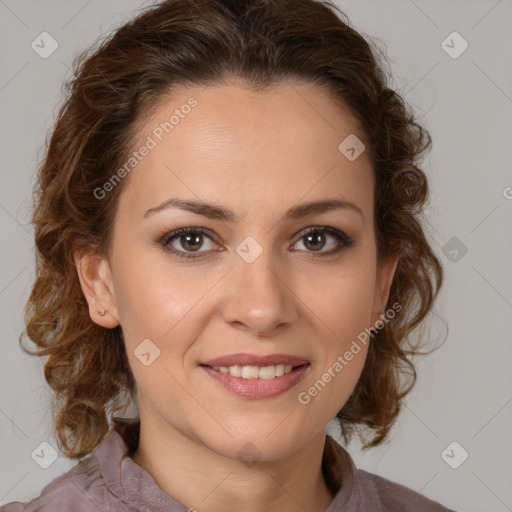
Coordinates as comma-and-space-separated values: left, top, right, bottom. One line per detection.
79, 80, 397, 461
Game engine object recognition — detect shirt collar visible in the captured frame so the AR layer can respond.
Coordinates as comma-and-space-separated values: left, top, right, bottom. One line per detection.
93, 418, 365, 511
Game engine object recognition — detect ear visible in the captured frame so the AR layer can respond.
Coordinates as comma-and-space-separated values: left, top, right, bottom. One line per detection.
73, 250, 120, 328
371, 250, 399, 326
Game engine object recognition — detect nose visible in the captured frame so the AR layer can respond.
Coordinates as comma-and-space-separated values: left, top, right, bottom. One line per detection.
220, 243, 297, 337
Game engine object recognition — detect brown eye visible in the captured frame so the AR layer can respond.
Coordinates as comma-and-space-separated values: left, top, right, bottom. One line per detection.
161, 227, 217, 260
292, 227, 354, 256
176, 232, 204, 252
159, 226, 354, 261
303, 231, 328, 251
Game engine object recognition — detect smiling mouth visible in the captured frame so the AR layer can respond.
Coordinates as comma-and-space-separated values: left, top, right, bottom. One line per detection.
200, 363, 307, 380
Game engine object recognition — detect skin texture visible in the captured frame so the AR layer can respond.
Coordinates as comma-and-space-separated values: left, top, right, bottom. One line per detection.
75, 80, 398, 512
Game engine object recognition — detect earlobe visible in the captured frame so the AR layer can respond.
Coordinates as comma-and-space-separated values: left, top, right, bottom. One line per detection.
73, 250, 120, 328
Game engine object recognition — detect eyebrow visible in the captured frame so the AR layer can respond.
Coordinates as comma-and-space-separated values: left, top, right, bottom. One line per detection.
143, 197, 363, 222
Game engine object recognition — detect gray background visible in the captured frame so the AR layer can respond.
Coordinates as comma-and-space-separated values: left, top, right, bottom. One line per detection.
0, 1, 511, 510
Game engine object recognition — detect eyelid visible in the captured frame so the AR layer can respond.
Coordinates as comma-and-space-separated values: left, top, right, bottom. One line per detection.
160, 226, 219, 251
291, 226, 354, 253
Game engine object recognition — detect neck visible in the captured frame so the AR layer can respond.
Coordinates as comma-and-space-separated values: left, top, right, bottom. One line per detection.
130, 414, 335, 512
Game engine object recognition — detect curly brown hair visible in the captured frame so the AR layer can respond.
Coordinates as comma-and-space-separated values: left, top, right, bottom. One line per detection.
20, 0, 444, 460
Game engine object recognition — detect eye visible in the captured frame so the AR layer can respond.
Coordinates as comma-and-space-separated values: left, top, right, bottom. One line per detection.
160, 227, 218, 260
158, 226, 354, 260
291, 226, 354, 257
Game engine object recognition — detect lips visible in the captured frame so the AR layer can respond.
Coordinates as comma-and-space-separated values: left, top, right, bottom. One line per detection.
200, 353, 309, 367
201, 363, 310, 399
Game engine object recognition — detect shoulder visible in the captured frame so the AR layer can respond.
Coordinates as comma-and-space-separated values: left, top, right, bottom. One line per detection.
0, 427, 130, 512
0, 455, 105, 512
323, 435, 457, 512
356, 468, 458, 512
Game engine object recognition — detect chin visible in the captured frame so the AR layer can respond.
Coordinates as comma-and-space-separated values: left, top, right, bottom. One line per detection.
195, 422, 311, 464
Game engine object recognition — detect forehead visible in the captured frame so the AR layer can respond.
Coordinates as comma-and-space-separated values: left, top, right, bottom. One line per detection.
119, 80, 374, 224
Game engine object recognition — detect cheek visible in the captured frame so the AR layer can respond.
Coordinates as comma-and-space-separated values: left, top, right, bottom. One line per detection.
297, 262, 375, 337
309, 267, 375, 413
112, 248, 210, 339
297, 343, 368, 432
295, 260, 374, 412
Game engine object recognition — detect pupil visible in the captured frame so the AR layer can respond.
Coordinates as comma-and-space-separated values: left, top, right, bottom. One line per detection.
305, 232, 325, 251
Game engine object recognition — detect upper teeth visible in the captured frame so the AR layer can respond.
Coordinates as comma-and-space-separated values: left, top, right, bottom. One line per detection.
211, 364, 295, 379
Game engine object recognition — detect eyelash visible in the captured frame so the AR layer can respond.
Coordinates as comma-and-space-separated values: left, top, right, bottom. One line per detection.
158, 226, 354, 261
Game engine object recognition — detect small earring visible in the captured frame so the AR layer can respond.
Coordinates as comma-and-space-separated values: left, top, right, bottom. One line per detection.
99, 310, 105, 316
369, 328, 378, 338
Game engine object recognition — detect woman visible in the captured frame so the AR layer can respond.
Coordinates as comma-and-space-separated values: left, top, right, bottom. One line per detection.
2, 0, 454, 510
